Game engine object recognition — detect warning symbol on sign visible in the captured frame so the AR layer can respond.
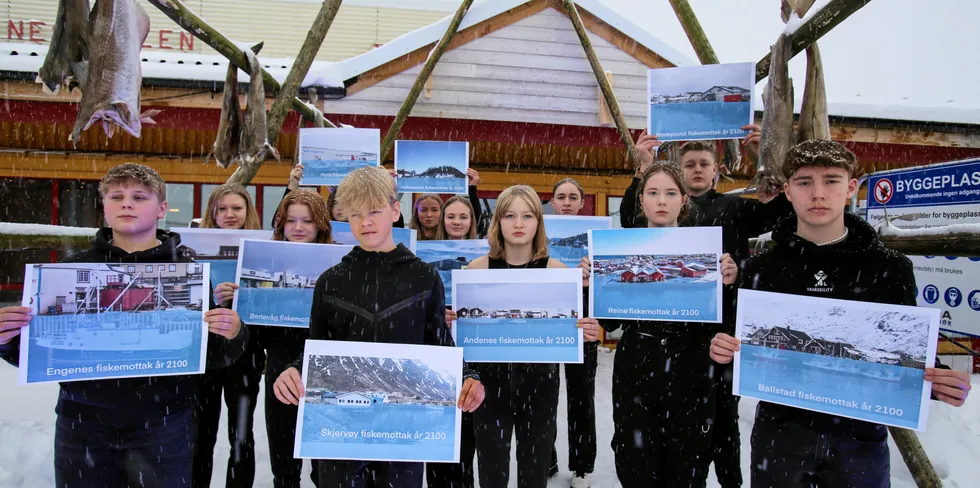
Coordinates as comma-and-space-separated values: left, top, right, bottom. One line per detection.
874, 178, 894, 204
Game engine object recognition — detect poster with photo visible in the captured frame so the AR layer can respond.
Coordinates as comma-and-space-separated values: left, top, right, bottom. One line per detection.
734, 289, 941, 431
647, 62, 755, 142
415, 239, 490, 306
19, 263, 210, 385
233, 239, 353, 328
299, 128, 380, 186
294, 340, 463, 462
543, 215, 611, 269
330, 221, 418, 254
395, 140, 469, 194
589, 227, 723, 323
176, 228, 273, 288
452, 268, 583, 363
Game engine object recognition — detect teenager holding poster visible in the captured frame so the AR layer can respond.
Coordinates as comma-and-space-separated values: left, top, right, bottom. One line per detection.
214, 189, 334, 488
709, 140, 972, 487
599, 164, 739, 487
272, 166, 486, 488
193, 184, 266, 488
465, 185, 600, 488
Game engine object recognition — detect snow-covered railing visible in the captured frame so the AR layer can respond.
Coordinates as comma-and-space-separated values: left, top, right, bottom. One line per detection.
0, 222, 97, 250
877, 221, 980, 257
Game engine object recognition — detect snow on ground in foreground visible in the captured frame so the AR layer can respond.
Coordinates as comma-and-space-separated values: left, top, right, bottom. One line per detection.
1, 350, 978, 487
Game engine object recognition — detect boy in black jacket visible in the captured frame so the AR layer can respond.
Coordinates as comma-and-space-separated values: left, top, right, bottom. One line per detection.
0, 163, 248, 488
709, 140, 972, 487
273, 166, 486, 488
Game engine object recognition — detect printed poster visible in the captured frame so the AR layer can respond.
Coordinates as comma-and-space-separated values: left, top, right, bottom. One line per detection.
295, 340, 463, 462
910, 256, 980, 337
176, 227, 273, 288
589, 227, 723, 323
299, 128, 380, 186
543, 215, 611, 269
415, 239, 490, 307
19, 263, 210, 385
647, 62, 755, 142
330, 221, 418, 254
233, 239, 353, 328
452, 268, 583, 363
734, 289, 940, 431
395, 140, 469, 194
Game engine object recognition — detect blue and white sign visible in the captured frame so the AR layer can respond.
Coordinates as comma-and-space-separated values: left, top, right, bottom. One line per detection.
330, 221, 417, 254
647, 62, 755, 142
415, 239, 490, 306
19, 263, 210, 385
233, 240, 353, 328
295, 340, 463, 462
299, 128, 380, 186
176, 228, 273, 288
452, 268, 583, 363
734, 290, 940, 432
543, 215, 612, 269
589, 227, 723, 323
865, 158, 980, 336
395, 140, 469, 194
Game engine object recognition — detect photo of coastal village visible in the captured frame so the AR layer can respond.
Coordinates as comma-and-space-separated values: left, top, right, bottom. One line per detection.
177, 228, 273, 287
455, 281, 579, 321
303, 355, 457, 407
543, 216, 610, 268
647, 62, 755, 141
416, 239, 490, 306
299, 127, 380, 186
593, 253, 718, 283
395, 140, 469, 194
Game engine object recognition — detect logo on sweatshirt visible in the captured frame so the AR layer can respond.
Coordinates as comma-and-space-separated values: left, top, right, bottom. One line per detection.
808, 270, 834, 293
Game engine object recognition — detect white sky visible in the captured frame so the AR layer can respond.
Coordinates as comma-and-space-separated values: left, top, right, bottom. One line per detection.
342, 0, 979, 118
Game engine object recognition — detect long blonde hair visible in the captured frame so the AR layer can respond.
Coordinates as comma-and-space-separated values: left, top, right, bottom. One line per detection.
201, 184, 261, 230
487, 185, 548, 261
436, 195, 477, 240
409, 193, 443, 241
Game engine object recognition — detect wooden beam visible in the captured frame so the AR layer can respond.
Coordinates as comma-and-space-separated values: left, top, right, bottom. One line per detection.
379, 0, 476, 162
878, 233, 980, 257
756, 0, 874, 82
888, 428, 943, 488
561, 0, 638, 168
346, 0, 550, 96
667, 0, 720, 64
267, 0, 344, 146
557, 0, 675, 69
145, 0, 329, 125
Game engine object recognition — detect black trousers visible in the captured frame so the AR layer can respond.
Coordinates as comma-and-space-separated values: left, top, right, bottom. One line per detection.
710, 361, 743, 488
473, 366, 560, 488
550, 340, 598, 474
192, 337, 266, 488
611, 333, 715, 488
264, 348, 311, 488
425, 411, 476, 488
750, 406, 890, 488
318, 460, 423, 488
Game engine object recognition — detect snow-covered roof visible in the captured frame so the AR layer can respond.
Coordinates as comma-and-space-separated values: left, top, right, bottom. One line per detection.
0, 43, 346, 89
327, 0, 694, 84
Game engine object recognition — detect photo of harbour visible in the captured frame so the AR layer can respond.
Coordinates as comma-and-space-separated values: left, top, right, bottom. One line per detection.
395, 140, 469, 194
299, 128, 380, 186
647, 62, 755, 141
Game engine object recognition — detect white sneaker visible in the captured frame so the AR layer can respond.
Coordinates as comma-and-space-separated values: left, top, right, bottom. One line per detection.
570, 473, 591, 488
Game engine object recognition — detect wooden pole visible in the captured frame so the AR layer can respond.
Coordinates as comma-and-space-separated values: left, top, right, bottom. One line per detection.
888, 427, 943, 488
879, 233, 980, 257
267, 0, 343, 146
562, 0, 638, 167
666, 0, 719, 65
146, 0, 335, 128
379, 0, 475, 162
756, 0, 874, 81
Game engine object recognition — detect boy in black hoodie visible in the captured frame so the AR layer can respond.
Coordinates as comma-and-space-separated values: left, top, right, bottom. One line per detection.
0, 163, 248, 488
273, 166, 486, 488
709, 140, 972, 487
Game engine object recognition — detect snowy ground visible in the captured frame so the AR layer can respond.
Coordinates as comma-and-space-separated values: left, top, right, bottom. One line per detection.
1, 349, 978, 487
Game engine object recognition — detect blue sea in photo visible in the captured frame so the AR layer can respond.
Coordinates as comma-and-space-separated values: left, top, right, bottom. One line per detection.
237, 287, 314, 328
455, 317, 580, 363
331, 221, 414, 251
739, 345, 925, 429
592, 273, 717, 321
302, 159, 378, 186
398, 176, 467, 194
416, 241, 489, 306
650, 101, 751, 142
299, 403, 457, 461
25, 310, 204, 384
205, 260, 237, 288
550, 244, 588, 269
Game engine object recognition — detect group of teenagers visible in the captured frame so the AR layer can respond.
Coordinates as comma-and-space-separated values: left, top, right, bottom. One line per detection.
0, 124, 974, 488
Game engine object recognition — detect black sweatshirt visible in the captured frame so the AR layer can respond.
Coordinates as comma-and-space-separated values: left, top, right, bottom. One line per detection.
0, 229, 248, 425
739, 213, 946, 433
292, 244, 476, 380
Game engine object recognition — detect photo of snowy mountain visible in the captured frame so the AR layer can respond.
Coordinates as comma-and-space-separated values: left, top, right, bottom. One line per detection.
305, 355, 457, 405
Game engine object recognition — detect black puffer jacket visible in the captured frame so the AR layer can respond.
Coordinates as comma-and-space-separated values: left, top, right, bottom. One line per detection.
0, 229, 248, 425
